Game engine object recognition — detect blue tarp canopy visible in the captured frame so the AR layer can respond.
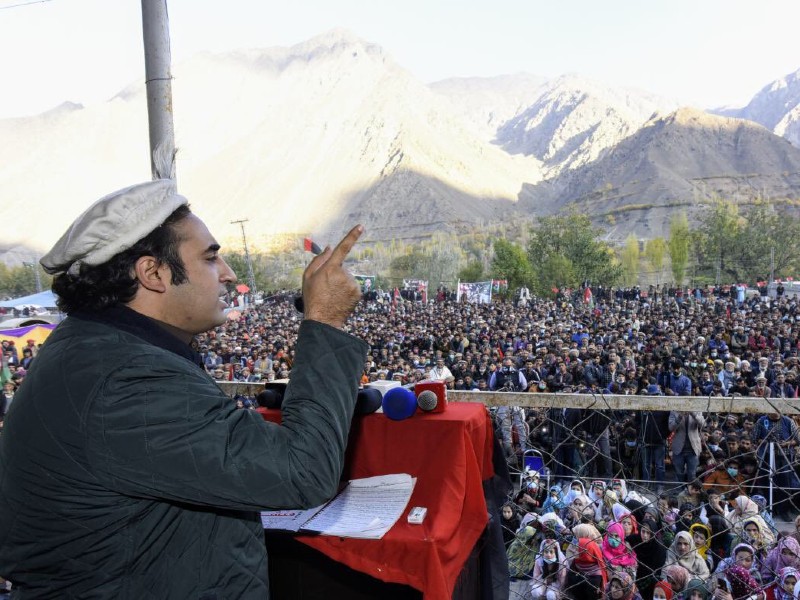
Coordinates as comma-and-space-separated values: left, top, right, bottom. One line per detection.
0, 290, 58, 309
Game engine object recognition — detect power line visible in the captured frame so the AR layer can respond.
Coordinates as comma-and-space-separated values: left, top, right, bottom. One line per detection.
0, 0, 54, 10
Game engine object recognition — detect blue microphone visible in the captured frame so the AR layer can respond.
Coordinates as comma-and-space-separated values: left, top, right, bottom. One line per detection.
381, 387, 418, 421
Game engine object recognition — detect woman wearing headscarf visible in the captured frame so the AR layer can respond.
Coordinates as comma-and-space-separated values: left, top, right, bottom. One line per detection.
725, 495, 760, 536
714, 543, 763, 587
602, 521, 638, 578
708, 513, 734, 572
652, 580, 674, 600
500, 502, 520, 547
715, 564, 759, 600
565, 493, 594, 529
603, 570, 642, 600
762, 537, 800, 586
690, 522, 714, 573
566, 537, 608, 600
751, 494, 779, 536
661, 564, 690, 595
542, 485, 567, 515
683, 578, 710, 600
507, 525, 537, 597
762, 566, 799, 600
572, 522, 603, 545
731, 517, 775, 560
531, 538, 568, 600
536, 511, 568, 550
628, 518, 668, 600
663, 530, 710, 580
612, 502, 640, 538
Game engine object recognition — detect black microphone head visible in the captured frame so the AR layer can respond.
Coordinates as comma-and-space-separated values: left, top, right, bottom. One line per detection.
258, 381, 288, 409
355, 387, 383, 415
417, 389, 439, 412
294, 295, 304, 313
256, 388, 283, 409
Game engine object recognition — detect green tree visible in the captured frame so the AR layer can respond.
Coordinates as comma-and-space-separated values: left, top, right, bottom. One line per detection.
692, 199, 800, 283
693, 200, 744, 282
620, 234, 640, 287
527, 210, 622, 294
458, 260, 484, 282
539, 254, 578, 295
0, 263, 51, 298
644, 237, 667, 284
491, 238, 532, 290
668, 212, 691, 286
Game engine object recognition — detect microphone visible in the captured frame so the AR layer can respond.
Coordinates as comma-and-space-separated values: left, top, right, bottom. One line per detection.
354, 387, 383, 415
295, 238, 323, 313
414, 379, 448, 413
256, 381, 381, 415
381, 387, 418, 421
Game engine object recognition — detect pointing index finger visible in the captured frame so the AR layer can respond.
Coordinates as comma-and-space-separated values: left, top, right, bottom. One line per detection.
329, 224, 364, 265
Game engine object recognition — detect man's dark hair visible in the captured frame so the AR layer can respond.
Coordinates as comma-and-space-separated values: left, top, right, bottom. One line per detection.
52, 205, 192, 314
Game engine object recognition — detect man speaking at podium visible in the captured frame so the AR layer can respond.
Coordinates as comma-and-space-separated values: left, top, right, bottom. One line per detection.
0, 179, 368, 598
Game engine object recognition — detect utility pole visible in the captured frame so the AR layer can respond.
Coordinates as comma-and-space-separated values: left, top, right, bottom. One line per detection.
141, 0, 176, 179
770, 247, 775, 283
23, 262, 42, 293
231, 219, 257, 296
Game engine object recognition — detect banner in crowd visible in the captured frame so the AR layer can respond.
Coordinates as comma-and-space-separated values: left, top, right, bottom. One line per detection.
0, 323, 56, 348
354, 275, 376, 293
402, 279, 428, 303
491, 279, 508, 293
457, 281, 492, 304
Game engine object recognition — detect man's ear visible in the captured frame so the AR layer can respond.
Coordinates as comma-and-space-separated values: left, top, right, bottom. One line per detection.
133, 255, 168, 293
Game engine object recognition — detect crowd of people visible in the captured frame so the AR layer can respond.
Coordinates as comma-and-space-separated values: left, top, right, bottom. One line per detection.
6, 279, 800, 599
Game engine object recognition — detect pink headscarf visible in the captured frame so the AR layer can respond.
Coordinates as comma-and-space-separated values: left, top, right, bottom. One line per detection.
601, 521, 638, 568
763, 537, 800, 579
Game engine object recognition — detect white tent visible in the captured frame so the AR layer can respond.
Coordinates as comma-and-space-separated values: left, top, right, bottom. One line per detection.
0, 290, 58, 310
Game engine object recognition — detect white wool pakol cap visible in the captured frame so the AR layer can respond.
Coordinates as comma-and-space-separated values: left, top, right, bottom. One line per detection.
40, 179, 188, 275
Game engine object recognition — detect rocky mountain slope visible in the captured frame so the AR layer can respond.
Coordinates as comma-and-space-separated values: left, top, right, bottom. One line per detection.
495, 75, 680, 175
0, 29, 540, 257
522, 108, 800, 238
1, 30, 799, 266
736, 68, 800, 148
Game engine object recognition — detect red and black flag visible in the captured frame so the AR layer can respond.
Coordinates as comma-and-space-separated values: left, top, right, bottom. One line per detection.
303, 238, 322, 255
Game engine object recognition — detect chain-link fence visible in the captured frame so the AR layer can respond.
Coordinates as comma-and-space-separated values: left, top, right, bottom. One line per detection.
223, 382, 800, 599
447, 389, 800, 600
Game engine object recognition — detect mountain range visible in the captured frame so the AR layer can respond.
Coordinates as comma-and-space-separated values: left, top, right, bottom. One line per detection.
1, 29, 800, 266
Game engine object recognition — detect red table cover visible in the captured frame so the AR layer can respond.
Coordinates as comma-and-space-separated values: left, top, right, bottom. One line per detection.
260, 402, 494, 600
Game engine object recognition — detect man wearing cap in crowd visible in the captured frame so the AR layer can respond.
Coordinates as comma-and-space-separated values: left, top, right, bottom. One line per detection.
0, 178, 367, 597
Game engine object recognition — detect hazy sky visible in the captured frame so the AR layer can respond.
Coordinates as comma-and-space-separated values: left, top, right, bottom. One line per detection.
1, 0, 798, 118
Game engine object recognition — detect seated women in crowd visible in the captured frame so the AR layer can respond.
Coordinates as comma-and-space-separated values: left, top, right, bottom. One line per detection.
661, 564, 691, 597
664, 531, 711, 581
730, 518, 775, 565
566, 537, 608, 600
683, 578, 710, 600
715, 543, 763, 587
762, 567, 799, 600
604, 570, 643, 600
507, 525, 537, 597
612, 502, 640, 539
761, 537, 800, 586
628, 518, 668, 600
530, 538, 567, 600
500, 502, 520, 547
652, 580, 674, 600
541, 485, 566, 515
602, 521, 639, 578
725, 496, 761, 537
690, 523, 715, 573
713, 564, 759, 600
